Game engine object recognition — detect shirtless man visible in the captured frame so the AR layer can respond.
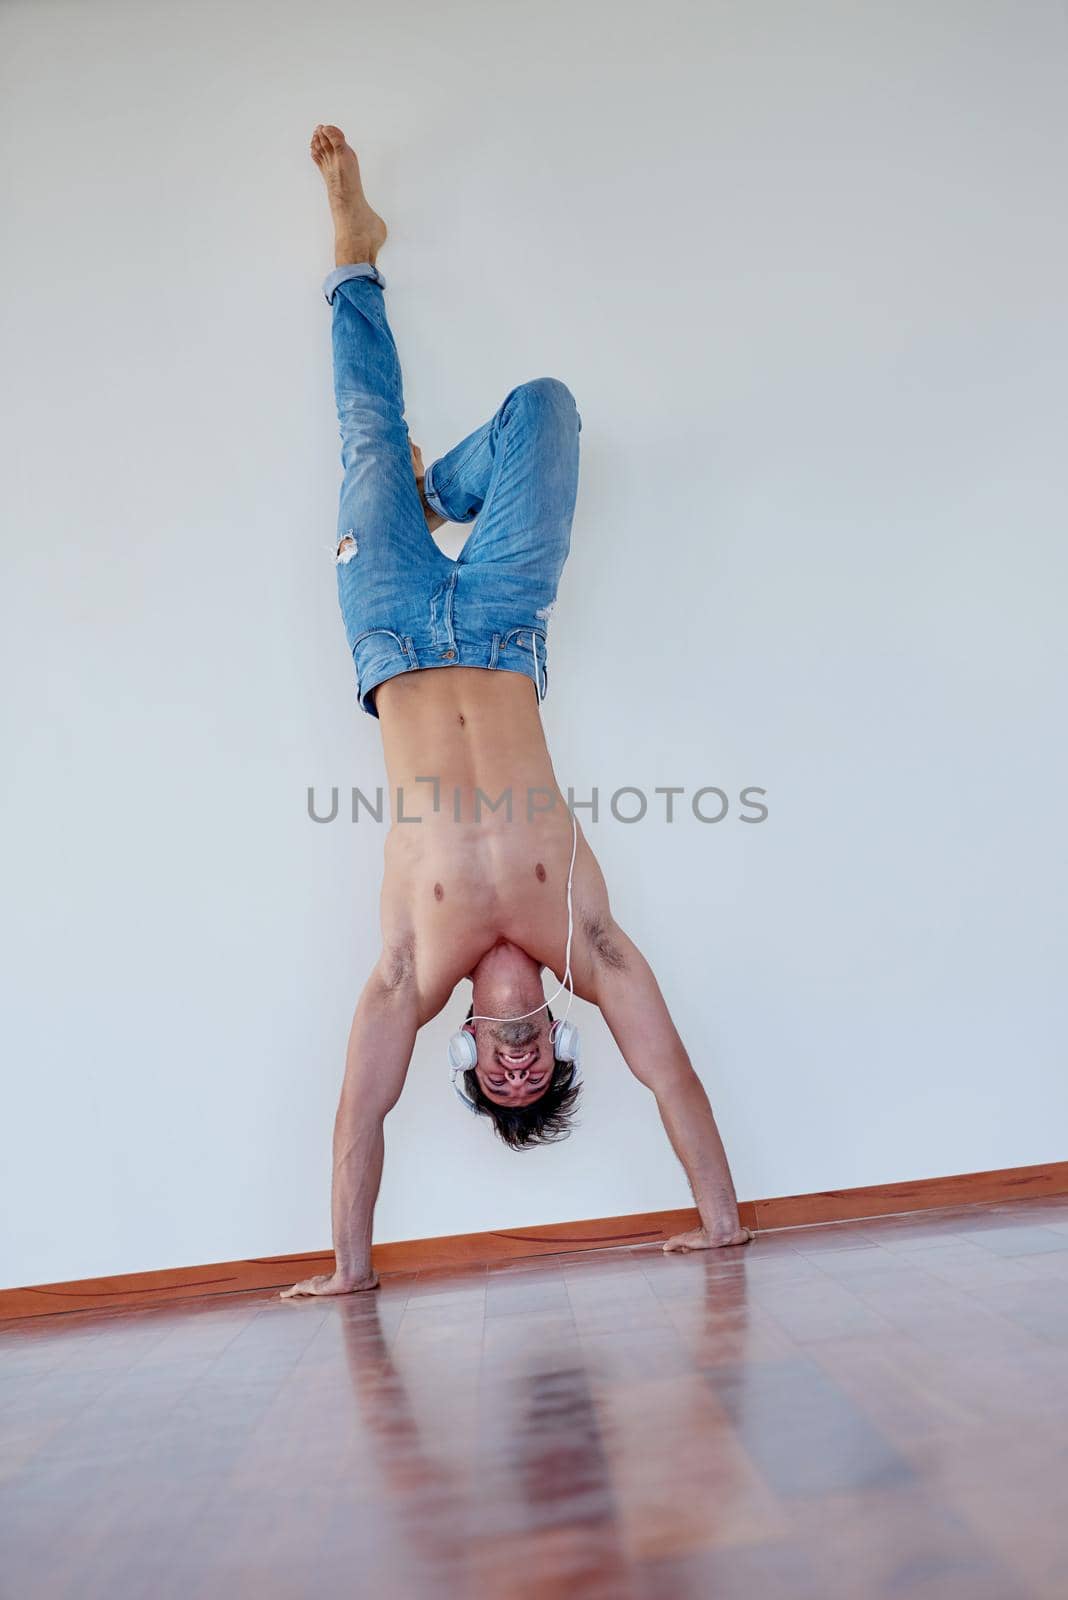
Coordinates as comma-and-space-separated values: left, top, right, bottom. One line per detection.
283, 125, 752, 1299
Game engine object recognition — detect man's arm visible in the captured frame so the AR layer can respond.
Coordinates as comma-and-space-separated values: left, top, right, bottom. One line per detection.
581, 918, 753, 1251
282, 950, 420, 1297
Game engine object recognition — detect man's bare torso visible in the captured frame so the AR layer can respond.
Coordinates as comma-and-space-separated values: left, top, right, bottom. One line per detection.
375, 667, 608, 1021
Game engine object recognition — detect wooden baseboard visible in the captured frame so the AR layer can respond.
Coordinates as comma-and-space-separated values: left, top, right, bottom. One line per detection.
3, 1159, 1065, 1323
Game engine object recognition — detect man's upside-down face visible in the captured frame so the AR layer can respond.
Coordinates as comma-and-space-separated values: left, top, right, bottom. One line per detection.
467, 1014, 556, 1108
463, 941, 582, 1148
465, 938, 558, 1108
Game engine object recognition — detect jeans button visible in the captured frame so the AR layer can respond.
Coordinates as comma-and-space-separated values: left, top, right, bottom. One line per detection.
442, 649, 455, 660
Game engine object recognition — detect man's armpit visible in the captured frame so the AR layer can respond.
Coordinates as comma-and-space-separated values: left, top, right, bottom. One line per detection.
378, 934, 416, 992
581, 912, 628, 972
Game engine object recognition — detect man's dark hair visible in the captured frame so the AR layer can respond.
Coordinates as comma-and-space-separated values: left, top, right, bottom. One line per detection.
463, 1005, 581, 1151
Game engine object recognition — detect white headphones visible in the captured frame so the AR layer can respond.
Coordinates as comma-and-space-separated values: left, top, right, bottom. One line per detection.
448, 808, 580, 1114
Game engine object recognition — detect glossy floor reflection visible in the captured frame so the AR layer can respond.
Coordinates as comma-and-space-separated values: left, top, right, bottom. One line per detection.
5, 1196, 1068, 1598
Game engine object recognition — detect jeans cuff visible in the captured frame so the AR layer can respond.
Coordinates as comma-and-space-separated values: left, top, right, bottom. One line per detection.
422, 459, 450, 521
322, 262, 387, 303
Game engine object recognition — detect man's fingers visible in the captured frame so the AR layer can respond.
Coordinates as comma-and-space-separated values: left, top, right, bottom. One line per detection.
280, 1274, 380, 1300
280, 1277, 324, 1299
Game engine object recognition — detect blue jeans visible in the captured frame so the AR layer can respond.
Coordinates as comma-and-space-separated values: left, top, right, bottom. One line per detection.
323, 262, 581, 717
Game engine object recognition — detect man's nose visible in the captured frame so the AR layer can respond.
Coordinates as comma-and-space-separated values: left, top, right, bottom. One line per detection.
505, 1064, 531, 1081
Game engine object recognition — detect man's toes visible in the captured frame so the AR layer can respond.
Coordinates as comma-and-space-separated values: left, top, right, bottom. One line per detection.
321, 124, 346, 150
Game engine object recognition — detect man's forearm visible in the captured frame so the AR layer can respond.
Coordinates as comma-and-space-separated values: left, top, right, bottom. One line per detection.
654, 1070, 744, 1235
280, 961, 417, 1300
330, 1112, 385, 1282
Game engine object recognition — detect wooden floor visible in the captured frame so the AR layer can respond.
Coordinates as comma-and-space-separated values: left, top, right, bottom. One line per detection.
4, 1198, 1068, 1599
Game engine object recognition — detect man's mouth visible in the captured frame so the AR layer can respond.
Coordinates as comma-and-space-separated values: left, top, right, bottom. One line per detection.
497, 1049, 537, 1069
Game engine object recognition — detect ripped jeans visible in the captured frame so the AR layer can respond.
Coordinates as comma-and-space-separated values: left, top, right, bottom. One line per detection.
322, 262, 581, 717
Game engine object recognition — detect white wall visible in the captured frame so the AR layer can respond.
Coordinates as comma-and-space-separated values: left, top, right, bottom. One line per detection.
3, 0, 1067, 1288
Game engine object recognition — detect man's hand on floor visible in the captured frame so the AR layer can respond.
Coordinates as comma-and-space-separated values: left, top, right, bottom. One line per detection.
280, 1270, 380, 1299
662, 1226, 755, 1253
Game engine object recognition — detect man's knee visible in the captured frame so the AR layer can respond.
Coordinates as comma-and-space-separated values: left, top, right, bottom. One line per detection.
512, 377, 581, 434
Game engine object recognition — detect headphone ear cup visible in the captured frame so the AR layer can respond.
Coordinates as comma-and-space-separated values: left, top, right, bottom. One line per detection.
447, 1030, 478, 1072
550, 1020, 580, 1064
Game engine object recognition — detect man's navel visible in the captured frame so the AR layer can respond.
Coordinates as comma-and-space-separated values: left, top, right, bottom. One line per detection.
433, 882, 445, 901
535, 863, 547, 883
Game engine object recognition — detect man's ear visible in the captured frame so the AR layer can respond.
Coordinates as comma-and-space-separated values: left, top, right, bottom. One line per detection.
462, 1020, 477, 1037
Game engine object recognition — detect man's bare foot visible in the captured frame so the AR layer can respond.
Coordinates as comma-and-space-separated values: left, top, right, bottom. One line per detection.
309, 124, 387, 268
662, 1225, 755, 1253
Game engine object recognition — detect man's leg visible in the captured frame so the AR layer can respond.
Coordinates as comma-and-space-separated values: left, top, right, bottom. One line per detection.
424, 378, 581, 582
311, 125, 433, 575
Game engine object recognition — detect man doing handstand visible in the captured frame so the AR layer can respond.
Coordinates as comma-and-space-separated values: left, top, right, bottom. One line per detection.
284, 126, 752, 1298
